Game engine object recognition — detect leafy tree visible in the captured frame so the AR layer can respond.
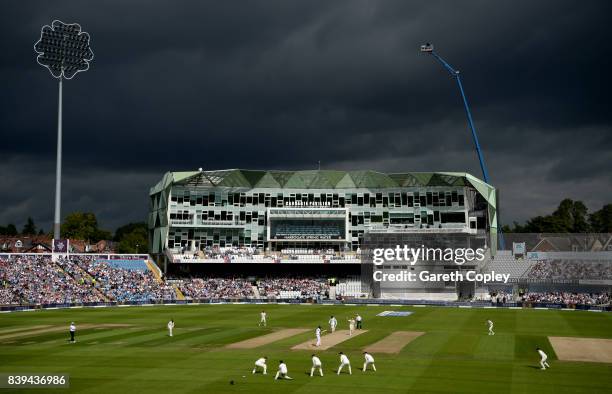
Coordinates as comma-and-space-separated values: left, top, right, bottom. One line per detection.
22, 217, 37, 235
504, 199, 599, 233
115, 227, 148, 253
589, 204, 612, 232
2, 224, 18, 236
551, 199, 590, 232
114, 222, 147, 242
60, 212, 111, 242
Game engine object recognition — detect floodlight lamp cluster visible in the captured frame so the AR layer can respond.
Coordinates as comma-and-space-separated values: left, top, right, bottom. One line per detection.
34, 20, 93, 79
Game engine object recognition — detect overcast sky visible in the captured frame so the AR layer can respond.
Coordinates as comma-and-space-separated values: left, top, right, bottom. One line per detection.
1, 0, 611, 233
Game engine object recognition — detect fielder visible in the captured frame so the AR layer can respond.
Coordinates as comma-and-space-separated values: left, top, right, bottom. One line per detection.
310, 354, 323, 377
537, 348, 550, 370
315, 325, 326, 347
337, 352, 352, 375
329, 315, 338, 333
486, 319, 494, 336
69, 322, 76, 343
259, 311, 267, 327
274, 360, 293, 380
252, 356, 268, 375
356, 314, 363, 329
362, 352, 376, 372
167, 319, 175, 337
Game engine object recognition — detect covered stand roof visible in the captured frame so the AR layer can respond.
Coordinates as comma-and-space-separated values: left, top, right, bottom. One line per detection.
150, 169, 492, 193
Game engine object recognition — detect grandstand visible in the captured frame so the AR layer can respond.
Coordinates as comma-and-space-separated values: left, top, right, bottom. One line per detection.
148, 169, 499, 263
483, 250, 537, 280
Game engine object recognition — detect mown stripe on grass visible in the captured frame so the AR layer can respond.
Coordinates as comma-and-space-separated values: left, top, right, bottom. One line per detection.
129, 327, 222, 347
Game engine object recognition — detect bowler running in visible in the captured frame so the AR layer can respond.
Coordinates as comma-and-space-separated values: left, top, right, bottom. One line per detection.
310, 354, 323, 377
487, 319, 494, 336
253, 356, 268, 375
348, 318, 356, 336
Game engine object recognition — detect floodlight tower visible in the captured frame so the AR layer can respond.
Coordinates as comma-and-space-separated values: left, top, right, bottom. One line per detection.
420, 43, 489, 183
34, 20, 93, 240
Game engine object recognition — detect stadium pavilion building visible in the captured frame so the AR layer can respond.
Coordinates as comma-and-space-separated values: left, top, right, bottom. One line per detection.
148, 169, 499, 260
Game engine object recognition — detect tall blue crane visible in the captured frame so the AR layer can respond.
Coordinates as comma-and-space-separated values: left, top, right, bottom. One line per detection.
420, 43, 505, 248
420, 43, 490, 183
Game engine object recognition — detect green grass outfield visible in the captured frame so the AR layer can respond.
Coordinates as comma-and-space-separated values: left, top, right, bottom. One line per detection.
0, 304, 611, 393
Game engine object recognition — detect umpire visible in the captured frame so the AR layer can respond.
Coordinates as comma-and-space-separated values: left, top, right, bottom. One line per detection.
69, 322, 76, 343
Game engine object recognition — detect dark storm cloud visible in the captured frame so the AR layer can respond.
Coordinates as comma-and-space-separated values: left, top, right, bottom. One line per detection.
1, 0, 611, 231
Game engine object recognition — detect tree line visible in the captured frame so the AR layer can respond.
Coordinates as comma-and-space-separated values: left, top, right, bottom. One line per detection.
502, 199, 611, 233
0, 213, 147, 254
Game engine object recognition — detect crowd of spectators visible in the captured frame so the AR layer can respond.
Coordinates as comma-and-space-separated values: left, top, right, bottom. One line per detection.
526, 260, 612, 280
257, 277, 329, 299
74, 257, 176, 302
178, 278, 254, 299
0, 255, 105, 304
0, 255, 175, 305
177, 246, 276, 262
520, 291, 610, 306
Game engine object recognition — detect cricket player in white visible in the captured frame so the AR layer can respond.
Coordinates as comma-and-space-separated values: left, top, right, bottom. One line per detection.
329, 316, 338, 333
337, 352, 352, 375
253, 356, 268, 374
315, 326, 326, 347
348, 318, 356, 336
274, 360, 293, 380
310, 354, 323, 377
362, 352, 376, 372
167, 319, 175, 337
537, 348, 550, 370
486, 319, 494, 336
259, 311, 267, 327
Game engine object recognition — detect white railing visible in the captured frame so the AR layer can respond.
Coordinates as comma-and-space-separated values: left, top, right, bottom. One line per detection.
198, 220, 247, 226
170, 218, 193, 225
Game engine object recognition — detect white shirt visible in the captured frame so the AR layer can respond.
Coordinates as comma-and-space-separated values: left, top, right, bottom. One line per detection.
538, 350, 547, 359
340, 354, 350, 364
356, 315, 362, 322
261, 312, 266, 320
279, 363, 288, 374
364, 353, 374, 363
255, 358, 266, 365
69, 324, 76, 332
487, 320, 493, 327
329, 317, 337, 326
168, 321, 174, 329
316, 327, 322, 336
312, 356, 322, 366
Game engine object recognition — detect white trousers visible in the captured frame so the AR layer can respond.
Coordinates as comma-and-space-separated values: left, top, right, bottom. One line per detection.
310, 365, 323, 376
253, 362, 267, 374
363, 361, 376, 371
337, 362, 351, 375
